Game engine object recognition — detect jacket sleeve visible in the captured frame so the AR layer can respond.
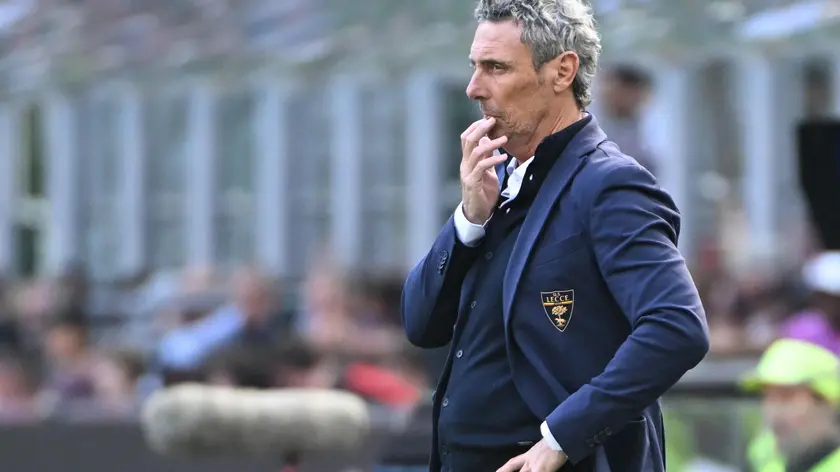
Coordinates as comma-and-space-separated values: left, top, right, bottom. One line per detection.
546, 162, 709, 463
401, 216, 481, 348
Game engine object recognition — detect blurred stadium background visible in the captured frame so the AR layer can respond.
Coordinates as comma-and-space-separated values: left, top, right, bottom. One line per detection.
0, 0, 839, 470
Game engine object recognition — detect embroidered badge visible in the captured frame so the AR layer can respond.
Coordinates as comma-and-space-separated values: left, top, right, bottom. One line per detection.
541, 290, 575, 332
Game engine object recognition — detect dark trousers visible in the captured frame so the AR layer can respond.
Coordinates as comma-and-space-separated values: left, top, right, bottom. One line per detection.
439, 444, 532, 472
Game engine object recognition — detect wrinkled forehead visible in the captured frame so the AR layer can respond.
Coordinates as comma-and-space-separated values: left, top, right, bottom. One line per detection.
469, 19, 530, 64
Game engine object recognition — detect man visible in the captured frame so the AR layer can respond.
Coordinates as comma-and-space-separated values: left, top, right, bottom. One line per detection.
157, 266, 289, 371
597, 65, 657, 175
400, 1, 709, 471
741, 339, 840, 472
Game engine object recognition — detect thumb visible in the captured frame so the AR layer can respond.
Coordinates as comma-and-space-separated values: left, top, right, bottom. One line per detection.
496, 453, 527, 472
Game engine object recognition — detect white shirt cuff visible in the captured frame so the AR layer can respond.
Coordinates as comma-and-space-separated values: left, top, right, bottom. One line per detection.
453, 203, 487, 247
541, 421, 563, 451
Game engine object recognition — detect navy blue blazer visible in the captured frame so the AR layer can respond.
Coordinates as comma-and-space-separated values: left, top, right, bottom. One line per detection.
401, 115, 709, 472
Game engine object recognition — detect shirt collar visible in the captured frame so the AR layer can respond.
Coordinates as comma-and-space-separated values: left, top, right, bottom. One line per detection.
505, 155, 532, 175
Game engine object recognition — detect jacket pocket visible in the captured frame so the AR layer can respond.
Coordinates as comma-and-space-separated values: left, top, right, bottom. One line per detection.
528, 232, 587, 270
605, 416, 653, 472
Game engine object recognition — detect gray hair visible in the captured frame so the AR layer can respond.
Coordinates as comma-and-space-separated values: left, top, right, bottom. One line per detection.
475, 0, 601, 108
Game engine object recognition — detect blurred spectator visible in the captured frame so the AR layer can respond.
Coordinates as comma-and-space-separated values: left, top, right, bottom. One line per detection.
780, 251, 840, 355
274, 337, 335, 389
0, 317, 21, 354
0, 351, 37, 422
155, 290, 230, 377
299, 258, 351, 345
54, 262, 90, 322
741, 339, 840, 471
691, 240, 808, 356
92, 348, 150, 416
180, 266, 219, 294
339, 345, 431, 410
11, 281, 59, 353
41, 316, 98, 406
156, 266, 289, 376
0, 280, 23, 354
208, 343, 281, 389
206, 336, 336, 390
230, 267, 292, 346
597, 64, 657, 175
302, 266, 405, 360
341, 362, 423, 409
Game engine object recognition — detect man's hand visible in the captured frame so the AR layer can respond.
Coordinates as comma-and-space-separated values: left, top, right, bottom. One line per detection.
496, 439, 568, 472
460, 117, 509, 224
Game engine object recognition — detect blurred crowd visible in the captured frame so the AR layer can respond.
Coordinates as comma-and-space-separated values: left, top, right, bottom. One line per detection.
0, 242, 838, 425
0, 257, 437, 423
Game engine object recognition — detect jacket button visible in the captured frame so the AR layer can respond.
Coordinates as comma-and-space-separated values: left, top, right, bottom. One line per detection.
442, 397, 449, 407
455, 350, 463, 358
437, 251, 449, 273
484, 251, 493, 260
470, 301, 477, 309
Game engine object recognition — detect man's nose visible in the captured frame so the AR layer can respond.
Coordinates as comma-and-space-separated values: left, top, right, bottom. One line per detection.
466, 71, 485, 101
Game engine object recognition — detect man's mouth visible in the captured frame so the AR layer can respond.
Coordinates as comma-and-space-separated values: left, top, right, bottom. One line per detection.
479, 105, 497, 120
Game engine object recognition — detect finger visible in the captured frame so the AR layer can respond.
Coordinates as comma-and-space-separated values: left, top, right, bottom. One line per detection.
496, 454, 527, 472
471, 153, 509, 177
460, 118, 486, 142
462, 117, 497, 154
461, 119, 490, 152
466, 118, 496, 146
467, 135, 508, 169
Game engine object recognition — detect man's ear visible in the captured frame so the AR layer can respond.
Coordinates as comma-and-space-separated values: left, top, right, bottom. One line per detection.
548, 51, 579, 94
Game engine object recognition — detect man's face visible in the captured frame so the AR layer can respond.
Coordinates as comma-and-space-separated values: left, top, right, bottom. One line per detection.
466, 19, 555, 144
232, 272, 274, 320
603, 77, 648, 118
762, 384, 837, 454
45, 325, 85, 359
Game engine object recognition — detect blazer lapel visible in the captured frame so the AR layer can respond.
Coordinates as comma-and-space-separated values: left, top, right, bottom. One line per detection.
502, 116, 608, 325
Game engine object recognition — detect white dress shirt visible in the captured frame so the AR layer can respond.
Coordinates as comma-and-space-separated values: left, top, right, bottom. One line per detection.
452, 154, 564, 452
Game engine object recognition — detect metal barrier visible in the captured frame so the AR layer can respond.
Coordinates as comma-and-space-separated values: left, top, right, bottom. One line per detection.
0, 423, 277, 472
0, 421, 400, 472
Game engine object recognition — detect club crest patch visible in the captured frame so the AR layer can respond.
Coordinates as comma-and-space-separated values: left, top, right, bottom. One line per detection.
541, 290, 574, 332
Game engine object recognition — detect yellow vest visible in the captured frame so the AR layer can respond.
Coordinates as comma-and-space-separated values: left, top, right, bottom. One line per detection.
809, 447, 840, 472
746, 430, 784, 472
